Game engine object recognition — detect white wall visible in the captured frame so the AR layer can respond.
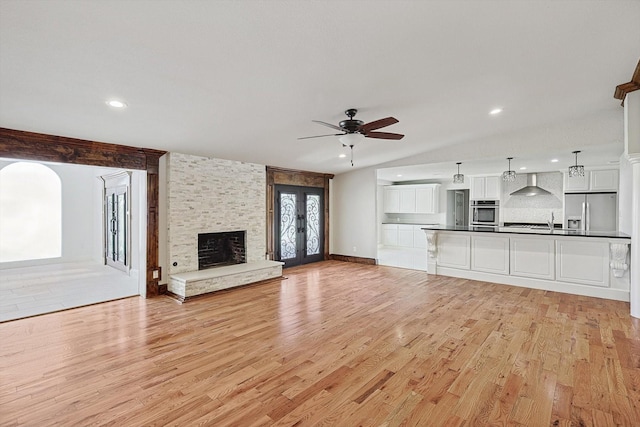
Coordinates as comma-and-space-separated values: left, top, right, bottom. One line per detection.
331, 167, 378, 259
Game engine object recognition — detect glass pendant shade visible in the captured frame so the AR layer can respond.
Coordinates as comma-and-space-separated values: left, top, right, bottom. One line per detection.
453, 162, 464, 184
568, 150, 584, 177
502, 157, 516, 182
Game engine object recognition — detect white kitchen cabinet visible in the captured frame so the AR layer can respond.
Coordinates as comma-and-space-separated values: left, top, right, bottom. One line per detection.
383, 187, 400, 213
399, 188, 416, 213
413, 226, 427, 249
470, 176, 501, 200
590, 169, 618, 192
382, 224, 398, 246
383, 224, 431, 249
416, 186, 440, 213
556, 239, 609, 287
397, 225, 414, 247
383, 184, 440, 213
510, 236, 555, 280
471, 235, 510, 275
564, 171, 589, 192
437, 234, 471, 270
564, 169, 618, 193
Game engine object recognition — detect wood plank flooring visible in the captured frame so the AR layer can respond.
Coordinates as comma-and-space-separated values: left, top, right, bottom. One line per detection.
1, 260, 639, 426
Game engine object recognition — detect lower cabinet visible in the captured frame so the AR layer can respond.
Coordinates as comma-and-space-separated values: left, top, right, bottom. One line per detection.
556, 239, 609, 287
437, 234, 471, 270
413, 226, 427, 249
379, 224, 431, 271
427, 231, 630, 300
382, 224, 398, 246
510, 236, 555, 280
471, 235, 509, 275
397, 225, 414, 248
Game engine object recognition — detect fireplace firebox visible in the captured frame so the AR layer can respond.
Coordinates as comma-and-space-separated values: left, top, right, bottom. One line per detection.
198, 231, 246, 270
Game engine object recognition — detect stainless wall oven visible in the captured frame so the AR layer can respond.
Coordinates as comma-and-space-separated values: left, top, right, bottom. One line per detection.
471, 200, 499, 226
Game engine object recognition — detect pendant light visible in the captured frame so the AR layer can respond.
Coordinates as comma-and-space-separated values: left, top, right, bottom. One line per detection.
453, 162, 464, 184
502, 157, 516, 182
568, 150, 584, 177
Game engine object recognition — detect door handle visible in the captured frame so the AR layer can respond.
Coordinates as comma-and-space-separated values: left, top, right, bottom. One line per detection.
296, 214, 305, 233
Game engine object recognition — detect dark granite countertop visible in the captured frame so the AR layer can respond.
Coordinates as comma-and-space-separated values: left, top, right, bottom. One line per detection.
382, 222, 442, 225
420, 225, 631, 240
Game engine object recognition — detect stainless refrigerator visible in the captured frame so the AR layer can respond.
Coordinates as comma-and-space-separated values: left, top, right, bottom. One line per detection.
564, 193, 617, 231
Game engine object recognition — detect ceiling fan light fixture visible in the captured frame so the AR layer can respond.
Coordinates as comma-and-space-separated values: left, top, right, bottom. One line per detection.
338, 133, 364, 147
502, 157, 516, 182
453, 162, 464, 184
568, 150, 584, 177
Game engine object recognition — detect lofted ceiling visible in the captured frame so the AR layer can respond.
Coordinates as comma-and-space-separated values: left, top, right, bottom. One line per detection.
0, 1, 638, 177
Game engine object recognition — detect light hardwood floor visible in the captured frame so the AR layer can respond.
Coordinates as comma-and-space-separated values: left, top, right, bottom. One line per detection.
0, 262, 139, 322
1, 261, 638, 426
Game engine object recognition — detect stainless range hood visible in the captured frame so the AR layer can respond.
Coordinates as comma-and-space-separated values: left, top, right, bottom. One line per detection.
510, 173, 551, 196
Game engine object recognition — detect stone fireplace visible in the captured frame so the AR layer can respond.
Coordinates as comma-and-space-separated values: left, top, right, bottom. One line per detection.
166, 153, 283, 301
198, 230, 246, 270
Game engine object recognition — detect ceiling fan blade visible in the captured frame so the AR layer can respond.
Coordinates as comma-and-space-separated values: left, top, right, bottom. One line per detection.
297, 133, 343, 140
364, 131, 404, 140
312, 120, 343, 131
360, 117, 399, 133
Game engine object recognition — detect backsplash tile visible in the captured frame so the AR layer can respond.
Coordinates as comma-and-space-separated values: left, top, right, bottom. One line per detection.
501, 172, 563, 224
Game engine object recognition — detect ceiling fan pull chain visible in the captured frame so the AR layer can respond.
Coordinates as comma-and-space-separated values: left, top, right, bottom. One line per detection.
350, 144, 354, 167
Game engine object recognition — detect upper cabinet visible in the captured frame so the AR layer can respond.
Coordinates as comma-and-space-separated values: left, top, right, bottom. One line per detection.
383, 184, 440, 213
470, 175, 501, 200
564, 169, 618, 193
383, 187, 400, 212
590, 169, 619, 191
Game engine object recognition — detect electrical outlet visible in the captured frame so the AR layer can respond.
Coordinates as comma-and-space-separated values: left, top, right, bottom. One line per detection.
353, 246, 357, 252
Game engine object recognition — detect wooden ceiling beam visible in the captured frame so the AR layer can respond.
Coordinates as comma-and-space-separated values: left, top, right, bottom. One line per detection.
614, 59, 640, 105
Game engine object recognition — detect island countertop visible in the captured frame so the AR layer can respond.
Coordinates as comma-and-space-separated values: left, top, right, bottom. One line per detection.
420, 225, 631, 240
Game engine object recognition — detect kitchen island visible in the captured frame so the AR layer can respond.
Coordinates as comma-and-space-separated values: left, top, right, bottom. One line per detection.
421, 225, 632, 301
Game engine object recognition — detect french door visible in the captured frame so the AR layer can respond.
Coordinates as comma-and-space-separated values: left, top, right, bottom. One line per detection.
275, 185, 324, 268
102, 172, 131, 273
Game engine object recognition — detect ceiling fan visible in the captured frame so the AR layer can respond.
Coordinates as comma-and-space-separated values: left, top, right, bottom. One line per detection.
299, 108, 404, 166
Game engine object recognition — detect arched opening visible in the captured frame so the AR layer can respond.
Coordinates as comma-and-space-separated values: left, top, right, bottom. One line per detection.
0, 162, 62, 262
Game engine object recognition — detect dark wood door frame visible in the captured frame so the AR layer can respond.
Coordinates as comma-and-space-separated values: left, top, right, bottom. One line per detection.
0, 127, 166, 297
266, 166, 333, 262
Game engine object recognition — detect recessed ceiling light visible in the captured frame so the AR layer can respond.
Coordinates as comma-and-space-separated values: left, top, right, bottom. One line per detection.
106, 99, 127, 108
396, 174, 403, 177
551, 158, 559, 163
489, 108, 503, 115
519, 167, 527, 170
338, 154, 346, 158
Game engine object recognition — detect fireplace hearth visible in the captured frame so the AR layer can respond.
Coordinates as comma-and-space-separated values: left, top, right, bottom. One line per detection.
198, 231, 246, 270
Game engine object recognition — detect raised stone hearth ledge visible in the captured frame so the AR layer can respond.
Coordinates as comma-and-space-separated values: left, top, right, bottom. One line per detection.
168, 260, 284, 301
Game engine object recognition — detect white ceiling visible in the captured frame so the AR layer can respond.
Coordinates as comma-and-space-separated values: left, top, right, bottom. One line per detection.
1, 1, 638, 177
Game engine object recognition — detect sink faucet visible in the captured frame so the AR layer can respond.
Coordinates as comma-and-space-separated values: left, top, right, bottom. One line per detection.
547, 212, 555, 230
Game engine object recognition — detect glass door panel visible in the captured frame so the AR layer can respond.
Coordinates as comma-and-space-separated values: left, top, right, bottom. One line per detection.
116, 192, 127, 263
279, 192, 297, 260
306, 194, 320, 256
